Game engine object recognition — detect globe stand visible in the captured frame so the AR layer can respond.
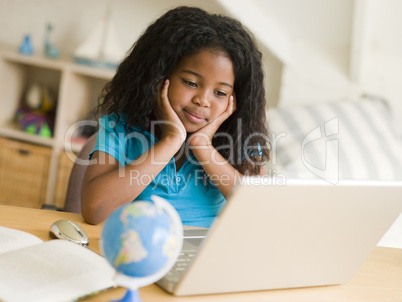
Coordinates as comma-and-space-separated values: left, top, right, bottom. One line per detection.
112, 288, 141, 302
110, 273, 153, 302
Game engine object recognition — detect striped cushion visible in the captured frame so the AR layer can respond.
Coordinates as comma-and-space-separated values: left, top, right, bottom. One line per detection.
266, 98, 402, 182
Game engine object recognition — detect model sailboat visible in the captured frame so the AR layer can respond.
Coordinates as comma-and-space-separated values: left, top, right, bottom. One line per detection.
73, 8, 124, 69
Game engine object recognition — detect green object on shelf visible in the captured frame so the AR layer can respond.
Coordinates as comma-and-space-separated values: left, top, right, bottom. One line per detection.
25, 124, 37, 134
39, 124, 52, 138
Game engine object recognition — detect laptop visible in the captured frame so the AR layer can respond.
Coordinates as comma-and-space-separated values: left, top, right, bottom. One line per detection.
157, 179, 402, 296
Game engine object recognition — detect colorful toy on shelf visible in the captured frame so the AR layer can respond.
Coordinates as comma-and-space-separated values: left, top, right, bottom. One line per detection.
15, 107, 54, 138
14, 83, 56, 138
19, 34, 34, 55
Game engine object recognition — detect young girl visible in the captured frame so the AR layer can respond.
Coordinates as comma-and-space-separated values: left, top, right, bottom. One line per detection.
81, 6, 270, 227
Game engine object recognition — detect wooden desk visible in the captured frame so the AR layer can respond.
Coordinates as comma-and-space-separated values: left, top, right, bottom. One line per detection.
1, 205, 401, 302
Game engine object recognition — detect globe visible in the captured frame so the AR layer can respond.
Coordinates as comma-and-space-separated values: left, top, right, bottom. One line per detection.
100, 195, 183, 302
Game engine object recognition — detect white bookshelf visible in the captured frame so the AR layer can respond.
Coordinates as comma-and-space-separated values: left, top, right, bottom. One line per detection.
0, 47, 115, 208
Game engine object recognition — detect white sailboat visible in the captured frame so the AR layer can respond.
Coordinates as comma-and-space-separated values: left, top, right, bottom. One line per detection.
73, 7, 124, 69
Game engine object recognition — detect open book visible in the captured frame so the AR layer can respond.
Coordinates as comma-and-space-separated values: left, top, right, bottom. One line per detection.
0, 226, 116, 302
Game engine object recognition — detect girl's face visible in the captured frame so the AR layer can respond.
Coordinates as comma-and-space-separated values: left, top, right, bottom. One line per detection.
167, 48, 235, 133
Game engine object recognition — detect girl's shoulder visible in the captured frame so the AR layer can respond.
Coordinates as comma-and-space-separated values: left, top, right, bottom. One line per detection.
99, 112, 126, 125
99, 112, 136, 132
99, 113, 155, 140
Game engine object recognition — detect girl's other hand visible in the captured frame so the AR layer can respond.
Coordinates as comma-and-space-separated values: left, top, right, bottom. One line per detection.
189, 94, 236, 147
154, 79, 187, 143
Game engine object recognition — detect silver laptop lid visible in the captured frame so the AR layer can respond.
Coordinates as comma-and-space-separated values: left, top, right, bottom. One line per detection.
174, 179, 402, 296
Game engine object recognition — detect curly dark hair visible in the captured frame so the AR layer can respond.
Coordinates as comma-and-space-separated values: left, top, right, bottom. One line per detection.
98, 6, 270, 174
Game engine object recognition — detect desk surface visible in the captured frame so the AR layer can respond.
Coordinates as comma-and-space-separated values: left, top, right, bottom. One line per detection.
1, 205, 401, 302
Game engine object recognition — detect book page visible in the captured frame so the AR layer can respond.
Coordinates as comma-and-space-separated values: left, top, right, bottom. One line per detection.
0, 240, 116, 302
0, 226, 43, 254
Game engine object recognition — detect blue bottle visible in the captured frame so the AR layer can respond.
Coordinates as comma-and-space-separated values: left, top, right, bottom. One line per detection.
19, 35, 34, 55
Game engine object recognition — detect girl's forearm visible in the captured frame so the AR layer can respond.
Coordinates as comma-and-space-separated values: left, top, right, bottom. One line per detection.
191, 145, 242, 198
81, 137, 182, 224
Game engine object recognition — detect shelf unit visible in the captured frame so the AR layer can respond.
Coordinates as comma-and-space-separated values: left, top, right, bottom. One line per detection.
0, 47, 115, 208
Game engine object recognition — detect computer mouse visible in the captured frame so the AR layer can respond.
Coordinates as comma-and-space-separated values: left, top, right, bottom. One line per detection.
49, 219, 90, 246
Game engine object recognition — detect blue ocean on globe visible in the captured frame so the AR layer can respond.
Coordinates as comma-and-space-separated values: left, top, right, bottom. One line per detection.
101, 200, 179, 277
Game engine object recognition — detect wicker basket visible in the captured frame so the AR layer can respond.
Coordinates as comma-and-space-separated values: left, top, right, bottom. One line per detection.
0, 137, 51, 208
53, 150, 75, 209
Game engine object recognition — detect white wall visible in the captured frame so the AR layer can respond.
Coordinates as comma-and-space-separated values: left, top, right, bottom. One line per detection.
256, 0, 357, 106
359, 0, 402, 130
0, 0, 226, 56
0, 0, 280, 106
254, 0, 402, 133
1, 0, 401, 127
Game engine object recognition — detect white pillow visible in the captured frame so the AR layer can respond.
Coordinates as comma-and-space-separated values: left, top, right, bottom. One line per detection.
266, 97, 402, 183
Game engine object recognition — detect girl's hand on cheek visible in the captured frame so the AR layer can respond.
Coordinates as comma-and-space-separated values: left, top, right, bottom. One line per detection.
189, 94, 236, 147
154, 79, 186, 143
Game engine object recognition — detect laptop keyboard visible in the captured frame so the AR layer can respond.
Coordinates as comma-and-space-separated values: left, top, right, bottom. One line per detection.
157, 229, 207, 292
163, 250, 197, 283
